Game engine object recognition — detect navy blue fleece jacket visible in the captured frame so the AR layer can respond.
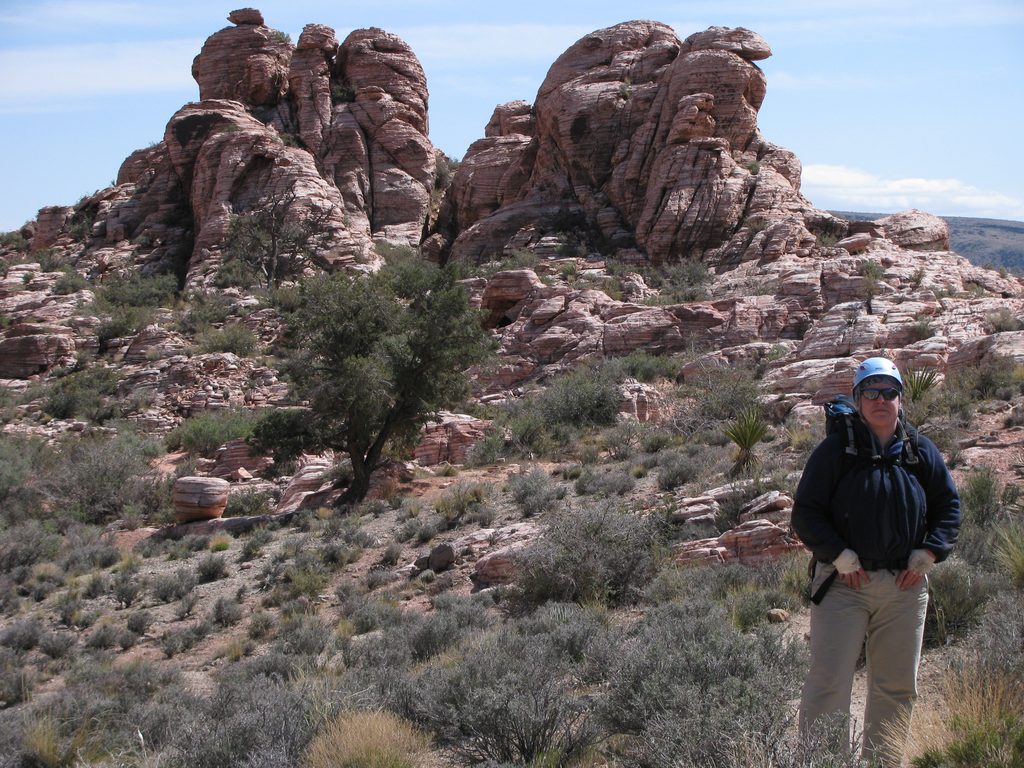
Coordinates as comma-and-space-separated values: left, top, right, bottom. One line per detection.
791, 422, 961, 565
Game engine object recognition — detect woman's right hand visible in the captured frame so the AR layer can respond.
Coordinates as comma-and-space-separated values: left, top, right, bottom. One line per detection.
838, 568, 870, 590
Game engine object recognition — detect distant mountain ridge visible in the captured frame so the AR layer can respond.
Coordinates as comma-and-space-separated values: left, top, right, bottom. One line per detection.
833, 211, 1024, 272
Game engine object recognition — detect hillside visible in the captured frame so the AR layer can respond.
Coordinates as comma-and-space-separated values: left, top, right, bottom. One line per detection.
1, 10, 1023, 768
834, 210, 1024, 271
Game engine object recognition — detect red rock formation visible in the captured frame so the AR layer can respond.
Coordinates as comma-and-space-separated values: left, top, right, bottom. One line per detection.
435, 21, 830, 267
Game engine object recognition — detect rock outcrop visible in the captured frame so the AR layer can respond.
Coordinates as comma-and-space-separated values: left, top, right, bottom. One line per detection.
15, 11, 436, 289
432, 21, 837, 267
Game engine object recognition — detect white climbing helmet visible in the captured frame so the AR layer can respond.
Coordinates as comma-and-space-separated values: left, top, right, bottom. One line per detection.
852, 356, 903, 392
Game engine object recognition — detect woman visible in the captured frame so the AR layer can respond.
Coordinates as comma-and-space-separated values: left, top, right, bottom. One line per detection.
791, 357, 961, 765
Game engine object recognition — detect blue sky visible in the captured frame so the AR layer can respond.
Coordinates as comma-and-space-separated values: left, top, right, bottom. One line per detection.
1, 0, 1023, 232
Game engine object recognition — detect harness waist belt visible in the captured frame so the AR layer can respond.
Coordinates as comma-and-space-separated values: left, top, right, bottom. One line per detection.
859, 557, 908, 571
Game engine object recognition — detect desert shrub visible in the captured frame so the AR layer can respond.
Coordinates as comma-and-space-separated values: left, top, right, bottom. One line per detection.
514, 501, 659, 609
248, 610, 275, 641
213, 257, 260, 289
947, 353, 1022, 403
433, 481, 490, 529
507, 468, 563, 517
640, 259, 713, 303
724, 407, 770, 477
196, 553, 228, 583
41, 365, 121, 423
304, 709, 431, 768
912, 593, 1024, 767
600, 419, 647, 461
0, 647, 33, 706
0, 618, 42, 651
603, 350, 682, 383
152, 567, 197, 603
175, 291, 235, 334
165, 674, 321, 768
0, 519, 61, 576
224, 488, 274, 518
38, 630, 77, 659
126, 609, 153, 636
210, 596, 244, 628
986, 307, 1024, 333
194, 323, 259, 356
239, 527, 274, 561
413, 628, 601, 765
273, 615, 331, 657
18, 657, 190, 761
656, 450, 700, 491
96, 303, 155, 347
49, 431, 168, 525
160, 621, 211, 658
111, 569, 143, 608
59, 527, 120, 575
537, 364, 623, 427
343, 595, 405, 635
95, 271, 177, 309
600, 601, 805, 766
674, 363, 762, 437
924, 557, 997, 647
959, 465, 1006, 530
995, 523, 1024, 589
165, 407, 259, 457
85, 621, 120, 650
573, 466, 636, 496
0, 434, 52, 523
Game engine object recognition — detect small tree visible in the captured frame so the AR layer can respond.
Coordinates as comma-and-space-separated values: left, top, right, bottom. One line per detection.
223, 186, 333, 289
273, 255, 491, 502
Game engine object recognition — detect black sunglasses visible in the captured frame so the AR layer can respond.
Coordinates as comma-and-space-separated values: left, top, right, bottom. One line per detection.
859, 387, 901, 401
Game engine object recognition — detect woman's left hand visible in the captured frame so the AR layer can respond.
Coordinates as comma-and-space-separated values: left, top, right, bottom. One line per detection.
895, 569, 925, 589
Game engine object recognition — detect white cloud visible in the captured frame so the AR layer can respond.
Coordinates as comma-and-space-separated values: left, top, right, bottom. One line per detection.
0, 39, 200, 107
803, 164, 1024, 220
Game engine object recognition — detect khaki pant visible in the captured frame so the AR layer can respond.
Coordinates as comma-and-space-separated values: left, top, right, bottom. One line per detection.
799, 565, 929, 766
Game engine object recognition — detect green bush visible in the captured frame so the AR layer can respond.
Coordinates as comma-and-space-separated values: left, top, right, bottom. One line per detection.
600, 601, 805, 766
603, 350, 682, 383
657, 450, 700, 491
514, 502, 658, 609
924, 557, 996, 647
41, 366, 121, 423
675, 363, 762, 437
53, 268, 89, 295
224, 488, 274, 518
724, 407, 770, 477
96, 272, 178, 309
196, 553, 228, 583
913, 593, 1024, 767
639, 259, 713, 303
49, 431, 170, 525
166, 408, 259, 457
960, 465, 1005, 530
0, 434, 51, 524
574, 466, 635, 497
413, 627, 601, 765
194, 324, 259, 356
96, 303, 154, 347
507, 468, 563, 517
537, 365, 623, 427
152, 568, 197, 603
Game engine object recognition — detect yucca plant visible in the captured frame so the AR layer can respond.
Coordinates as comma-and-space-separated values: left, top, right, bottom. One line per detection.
724, 408, 770, 477
904, 367, 941, 402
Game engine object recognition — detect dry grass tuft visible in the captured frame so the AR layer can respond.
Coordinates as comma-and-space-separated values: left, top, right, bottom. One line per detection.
303, 709, 431, 768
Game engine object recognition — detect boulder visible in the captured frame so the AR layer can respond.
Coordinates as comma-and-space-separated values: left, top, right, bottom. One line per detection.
173, 476, 230, 522
0, 329, 75, 378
